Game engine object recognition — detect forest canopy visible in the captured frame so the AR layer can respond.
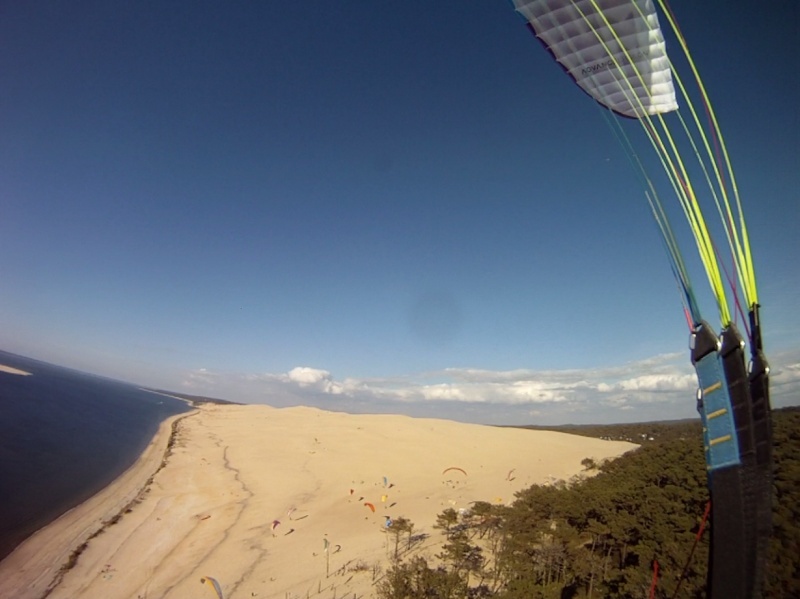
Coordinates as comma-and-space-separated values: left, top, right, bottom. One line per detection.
378, 407, 799, 598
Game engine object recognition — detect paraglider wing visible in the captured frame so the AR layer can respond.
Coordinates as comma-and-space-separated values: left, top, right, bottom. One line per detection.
271, 519, 280, 532
506, 3, 772, 597
442, 467, 467, 477
363, 502, 376, 512
200, 576, 224, 599
507, 3, 773, 595
511, 0, 677, 118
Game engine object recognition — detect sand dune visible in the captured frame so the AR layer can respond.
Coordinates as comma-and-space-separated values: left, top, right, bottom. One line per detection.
0, 404, 637, 599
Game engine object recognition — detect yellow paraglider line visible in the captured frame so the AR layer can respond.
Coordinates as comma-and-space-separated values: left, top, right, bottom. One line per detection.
639, 1, 755, 323
642, 117, 731, 324
599, 2, 733, 324
572, 0, 731, 324
632, 0, 754, 318
533, 3, 700, 323
626, 0, 756, 315
511, 6, 772, 597
583, 1, 724, 299
669, 74, 745, 299
538, 0, 754, 329
566, 8, 697, 321
656, 0, 758, 308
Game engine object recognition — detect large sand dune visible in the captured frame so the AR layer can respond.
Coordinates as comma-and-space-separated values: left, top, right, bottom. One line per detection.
0, 404, 637, 599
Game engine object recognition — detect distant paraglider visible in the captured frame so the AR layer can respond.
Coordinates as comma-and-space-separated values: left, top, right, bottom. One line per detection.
441, 467, 467, 477
200, 576, 224, 599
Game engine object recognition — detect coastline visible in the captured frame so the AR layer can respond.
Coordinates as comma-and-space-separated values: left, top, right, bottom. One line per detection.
0, 410, 196, 599
4, 403, 637, 599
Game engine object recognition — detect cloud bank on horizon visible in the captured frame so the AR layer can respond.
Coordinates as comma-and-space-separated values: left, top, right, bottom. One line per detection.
180, 349, 800, 425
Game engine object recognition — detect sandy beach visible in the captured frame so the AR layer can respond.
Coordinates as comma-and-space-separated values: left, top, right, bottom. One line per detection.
0, 364, 32, 376
0, 404, 637, 599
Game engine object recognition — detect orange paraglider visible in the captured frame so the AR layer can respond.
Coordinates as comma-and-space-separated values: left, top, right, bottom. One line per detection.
364, 502, 376, 513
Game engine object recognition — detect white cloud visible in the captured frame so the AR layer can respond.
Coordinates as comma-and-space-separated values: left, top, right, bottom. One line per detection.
182, 367, 218, 387
766, 348, 800, 408
176, 349, 800, 425
286, 366, 332, 386
609, 373, 696, 392
420, 384, 467, 401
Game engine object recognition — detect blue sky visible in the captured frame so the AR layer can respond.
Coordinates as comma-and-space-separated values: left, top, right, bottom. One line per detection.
1, 1, 798, 424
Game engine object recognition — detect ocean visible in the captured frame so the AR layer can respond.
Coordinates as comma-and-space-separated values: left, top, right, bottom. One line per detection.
0, 350, 191, 561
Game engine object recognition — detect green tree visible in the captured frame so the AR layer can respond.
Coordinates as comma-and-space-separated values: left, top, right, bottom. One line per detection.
379, 410, 800, 598
388, 517, 415, 562
438, 529, 485, 578
764, 408, 800, 597
378, 556, 468, 599
435, 508, 459, 537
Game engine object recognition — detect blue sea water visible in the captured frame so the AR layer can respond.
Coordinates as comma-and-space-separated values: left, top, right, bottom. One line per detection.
0, 350, 191, 561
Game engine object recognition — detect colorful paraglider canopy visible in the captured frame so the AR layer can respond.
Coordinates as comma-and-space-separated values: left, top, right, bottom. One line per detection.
201, 576, 224, 599
271, 519, 280, 531
364, 502, 376, 512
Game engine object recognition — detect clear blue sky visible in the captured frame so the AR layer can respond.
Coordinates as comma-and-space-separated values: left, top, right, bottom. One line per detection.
1, 1, 798, 424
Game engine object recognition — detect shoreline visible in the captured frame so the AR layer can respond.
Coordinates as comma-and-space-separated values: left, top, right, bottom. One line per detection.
0, 410, 197, 599
12, 403, 636, 599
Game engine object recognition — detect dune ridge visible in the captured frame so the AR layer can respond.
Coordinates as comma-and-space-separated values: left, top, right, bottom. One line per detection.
1, 404, 637, 599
